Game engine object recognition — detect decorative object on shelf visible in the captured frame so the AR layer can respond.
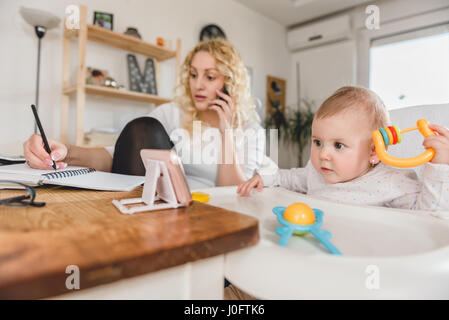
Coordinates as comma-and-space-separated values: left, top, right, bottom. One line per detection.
103, 77, 124, 90
155, 38, 173, 49
266, 76, 286, 116
93, 11, 113, 30
86, 67, 124, 90
199, 24, 226, 41
19, 6, 61, 134
124, 27, 141, 39
127, 54, 157, 95
103, 77, 118, 88
156, 37, 164, 46
86, 67, 108, 86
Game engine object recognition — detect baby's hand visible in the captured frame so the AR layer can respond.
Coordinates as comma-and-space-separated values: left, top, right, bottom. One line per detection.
423, 124, 449, 165
237, 173, 264, 197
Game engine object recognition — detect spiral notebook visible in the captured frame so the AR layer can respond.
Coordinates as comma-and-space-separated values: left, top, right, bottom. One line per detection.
0, 163, 145, 191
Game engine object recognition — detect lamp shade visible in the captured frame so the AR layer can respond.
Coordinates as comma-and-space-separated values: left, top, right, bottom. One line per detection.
20, 6, 61, 30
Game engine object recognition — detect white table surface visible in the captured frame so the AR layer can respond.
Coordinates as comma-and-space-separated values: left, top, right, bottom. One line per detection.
197, 186, 449, 299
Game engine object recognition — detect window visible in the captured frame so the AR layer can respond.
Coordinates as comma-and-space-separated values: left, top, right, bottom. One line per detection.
369, 24, 449, 110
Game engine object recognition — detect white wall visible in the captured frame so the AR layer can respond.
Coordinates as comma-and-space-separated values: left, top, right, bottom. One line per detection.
0, 0, 290, 151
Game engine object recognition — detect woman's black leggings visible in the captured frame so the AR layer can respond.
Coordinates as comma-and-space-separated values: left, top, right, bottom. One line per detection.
111, 117, 173, 176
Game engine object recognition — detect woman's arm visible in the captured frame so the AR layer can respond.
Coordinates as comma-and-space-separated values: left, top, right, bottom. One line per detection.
66, 144, 113, 172
23, 134, 111, 171
216, 130, 246, 186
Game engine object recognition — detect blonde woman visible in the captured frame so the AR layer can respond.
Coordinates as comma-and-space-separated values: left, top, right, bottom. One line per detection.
23, 40, 267, 188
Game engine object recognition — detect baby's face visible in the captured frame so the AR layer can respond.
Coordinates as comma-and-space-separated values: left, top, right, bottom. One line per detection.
310, 109, 373, 184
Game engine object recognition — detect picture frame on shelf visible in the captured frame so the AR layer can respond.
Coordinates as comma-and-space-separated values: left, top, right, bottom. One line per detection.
266, 75, 286, 116
93, 11, 113, 30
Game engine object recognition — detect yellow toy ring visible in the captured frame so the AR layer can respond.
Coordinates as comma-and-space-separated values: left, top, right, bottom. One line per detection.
372, 119, 436, 168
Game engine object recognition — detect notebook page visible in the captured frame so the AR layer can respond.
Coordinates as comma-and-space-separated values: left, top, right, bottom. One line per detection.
0, 163, 88, 176
43, 171, 145, 191
0, 163, 144, 191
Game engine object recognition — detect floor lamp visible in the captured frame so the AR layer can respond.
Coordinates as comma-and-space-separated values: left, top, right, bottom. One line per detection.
20, 7, 61, 134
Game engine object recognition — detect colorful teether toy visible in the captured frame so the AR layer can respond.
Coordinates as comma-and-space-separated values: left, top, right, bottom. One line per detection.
372, 119, 436, 168
273, 203, 342, 255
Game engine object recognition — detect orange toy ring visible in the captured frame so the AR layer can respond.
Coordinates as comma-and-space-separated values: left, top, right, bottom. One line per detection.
372, 119, 436, 168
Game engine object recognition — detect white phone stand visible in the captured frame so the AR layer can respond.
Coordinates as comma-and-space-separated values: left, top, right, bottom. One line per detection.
112, 159, 182, 214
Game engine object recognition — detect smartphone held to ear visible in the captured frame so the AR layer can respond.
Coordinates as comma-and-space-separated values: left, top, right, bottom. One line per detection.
216, 86, 229, 107
209, 86, 229, 110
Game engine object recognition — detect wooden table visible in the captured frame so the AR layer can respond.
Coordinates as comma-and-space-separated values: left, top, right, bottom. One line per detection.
0, 186, 259, 299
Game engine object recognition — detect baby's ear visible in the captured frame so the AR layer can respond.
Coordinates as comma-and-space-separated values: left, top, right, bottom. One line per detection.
370, 142, 380, 165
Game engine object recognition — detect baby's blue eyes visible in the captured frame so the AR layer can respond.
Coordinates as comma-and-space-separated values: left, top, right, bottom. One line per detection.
313, 139, 345, 150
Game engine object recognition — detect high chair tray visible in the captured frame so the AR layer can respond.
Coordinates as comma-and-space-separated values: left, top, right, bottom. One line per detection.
196, 186, 449, 299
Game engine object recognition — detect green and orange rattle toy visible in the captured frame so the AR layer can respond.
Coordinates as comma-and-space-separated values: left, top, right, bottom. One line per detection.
372, 119, 436, 168
273, 203, 342, 255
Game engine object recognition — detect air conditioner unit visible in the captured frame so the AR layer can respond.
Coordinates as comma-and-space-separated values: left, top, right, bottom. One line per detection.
287, 15, 352, 51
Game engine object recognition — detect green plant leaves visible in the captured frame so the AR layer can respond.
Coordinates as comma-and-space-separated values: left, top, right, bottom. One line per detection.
264, 99, 315, 166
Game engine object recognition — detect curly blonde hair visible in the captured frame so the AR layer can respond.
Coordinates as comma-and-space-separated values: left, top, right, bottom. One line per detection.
174, 39, 257, 133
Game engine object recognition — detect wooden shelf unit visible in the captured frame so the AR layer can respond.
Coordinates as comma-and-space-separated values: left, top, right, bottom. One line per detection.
61, 4, 181, 146
63, 84, 173, 105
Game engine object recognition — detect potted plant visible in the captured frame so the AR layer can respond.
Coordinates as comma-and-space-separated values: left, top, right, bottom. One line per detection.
264, 98, 289, 141
284, 99, 315, 167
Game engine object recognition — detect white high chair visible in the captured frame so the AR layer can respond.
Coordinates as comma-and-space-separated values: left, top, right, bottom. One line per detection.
202, 103, 449, 299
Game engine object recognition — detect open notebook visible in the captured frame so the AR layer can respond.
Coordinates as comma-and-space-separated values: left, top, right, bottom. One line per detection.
0, 163, 144, 191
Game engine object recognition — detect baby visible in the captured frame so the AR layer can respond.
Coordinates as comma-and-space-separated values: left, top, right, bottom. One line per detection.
237, 86, 449, 211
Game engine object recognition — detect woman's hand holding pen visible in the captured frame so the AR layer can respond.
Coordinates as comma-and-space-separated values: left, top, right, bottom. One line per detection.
208, 89, 235, 134
23, 134, 68, 170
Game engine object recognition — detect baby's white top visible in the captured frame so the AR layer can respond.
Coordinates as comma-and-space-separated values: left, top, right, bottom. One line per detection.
262, 161, 449, 211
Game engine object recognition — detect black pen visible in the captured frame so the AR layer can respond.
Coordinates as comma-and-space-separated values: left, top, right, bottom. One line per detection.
30, 104, 57, 171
